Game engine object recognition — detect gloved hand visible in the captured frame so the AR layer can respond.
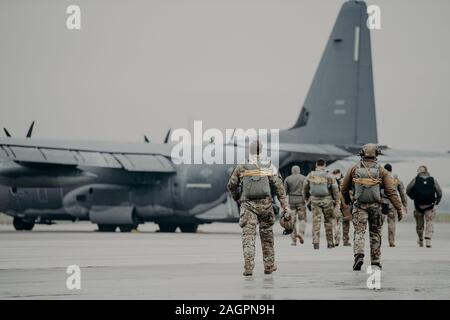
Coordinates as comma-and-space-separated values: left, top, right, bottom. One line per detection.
397, 208, 404, 221
342, 205, 352, 222
307, 202, 312, 212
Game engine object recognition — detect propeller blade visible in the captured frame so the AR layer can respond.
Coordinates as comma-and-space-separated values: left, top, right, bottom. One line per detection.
144, 135, 150, 143
26, 121, 35, 138
164, 129, 171, 143
3, 128, 11, 137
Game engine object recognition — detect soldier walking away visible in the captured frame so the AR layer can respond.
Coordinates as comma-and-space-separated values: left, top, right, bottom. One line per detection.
227, 140, 290, 276
341, 144, 403, 271
406, 165, 442, 248
381, 164, 408, 247
303, 159, 339, 249
284, 165, 307, 246
332, 169, 352, 247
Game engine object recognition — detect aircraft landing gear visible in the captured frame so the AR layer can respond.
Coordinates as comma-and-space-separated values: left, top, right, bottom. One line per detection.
179, 223, 198, 233
13, 217, 35, 231
97, 224, 117, 232
157, 223, 199, 233
118, 223, 139, 232
157, 223, 178, 233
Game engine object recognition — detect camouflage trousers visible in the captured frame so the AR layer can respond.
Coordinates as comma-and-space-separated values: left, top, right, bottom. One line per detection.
333, 207, 351, 245
239, 201, 276, 271
353, 202, 383, 264
289, 202, 307, 244
311, 196, 335, 246
382, 206, 397, 245
414, 207, 435, 241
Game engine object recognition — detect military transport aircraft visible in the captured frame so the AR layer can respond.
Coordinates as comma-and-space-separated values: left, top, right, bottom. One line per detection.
0, 1, 448, 232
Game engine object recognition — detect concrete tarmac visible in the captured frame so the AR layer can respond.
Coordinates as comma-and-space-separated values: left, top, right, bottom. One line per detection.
0, 221, 449, 299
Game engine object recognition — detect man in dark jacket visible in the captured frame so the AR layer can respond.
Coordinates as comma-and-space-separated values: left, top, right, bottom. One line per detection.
406, 165, 442, 248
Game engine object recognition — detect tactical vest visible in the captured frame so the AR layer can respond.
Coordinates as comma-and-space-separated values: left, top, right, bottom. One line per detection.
308, 170, 330, 197
241, 161, 272, 200
353, 162, 382, 203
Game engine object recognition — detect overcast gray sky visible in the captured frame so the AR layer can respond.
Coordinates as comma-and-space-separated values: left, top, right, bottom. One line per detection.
1, 0, 449, 151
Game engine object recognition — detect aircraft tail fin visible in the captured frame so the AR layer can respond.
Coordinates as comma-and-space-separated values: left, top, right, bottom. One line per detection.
290, 1, 377, 145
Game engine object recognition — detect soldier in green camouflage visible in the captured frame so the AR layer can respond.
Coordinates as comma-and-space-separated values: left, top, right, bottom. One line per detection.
381, 164, 408, 247
227, 140, 290, 276
303, 159, 339, 249
284, 165, 307, 246
341, 144, 404, 271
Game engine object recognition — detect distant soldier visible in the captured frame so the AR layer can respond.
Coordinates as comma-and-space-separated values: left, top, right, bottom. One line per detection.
341, 144, 403, 270
332, 169, 352, 247
303, 159, 339, 249
406, 165, 442, 248
227, 140, 290, 276
381, 164, 408, 247
284, 165, 307, 246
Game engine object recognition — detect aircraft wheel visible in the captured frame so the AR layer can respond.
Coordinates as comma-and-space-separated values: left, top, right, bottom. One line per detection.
97, 224, 117, 232
179, 223, 198, 233
119, 224, 139, 232
158, 223, 177, 233
13, 217, 35, 231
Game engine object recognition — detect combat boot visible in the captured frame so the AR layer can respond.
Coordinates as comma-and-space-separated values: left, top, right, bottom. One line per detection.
297, 234, 304, 244
371, 262, 382, 270
313, 243, 319, 250
389, 243, 396, 247
243, 270, 253, 276
426, 239, 432, 248
327, 243, 335, 249
343, 242, 351, 247
417, 239, 424, 247
264, 265, 277, 275
353, 254, 364, 271
291, 239, 297, 246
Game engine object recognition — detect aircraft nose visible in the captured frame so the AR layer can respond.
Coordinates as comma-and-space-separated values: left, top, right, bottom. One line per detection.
0, 185, 10, 212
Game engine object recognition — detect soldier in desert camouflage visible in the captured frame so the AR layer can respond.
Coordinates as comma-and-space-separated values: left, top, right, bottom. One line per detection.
303, 159, 339, 249
227, 140, 290, 276
341, 144, 404, 271
381, 164, 408, 247
332, 169, 352, 246
284, 165, 307, 246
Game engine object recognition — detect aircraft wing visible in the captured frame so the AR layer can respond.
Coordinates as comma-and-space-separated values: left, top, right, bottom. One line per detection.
0, 137, 176, 173
327, 147, 450, 175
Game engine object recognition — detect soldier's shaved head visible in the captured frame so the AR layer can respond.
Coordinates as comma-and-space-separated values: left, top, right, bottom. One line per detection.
316, 159, 326, 167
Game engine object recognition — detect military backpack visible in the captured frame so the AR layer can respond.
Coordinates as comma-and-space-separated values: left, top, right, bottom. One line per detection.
308, 170, 330, 197
410, 176, 436, 205
353, 162, 382, 203
241, 161, 272, 200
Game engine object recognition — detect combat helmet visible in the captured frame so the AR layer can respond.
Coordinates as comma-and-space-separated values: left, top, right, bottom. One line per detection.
359, 143, 381, 159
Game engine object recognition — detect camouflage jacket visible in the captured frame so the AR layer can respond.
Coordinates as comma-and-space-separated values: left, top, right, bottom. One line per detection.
381, 173, 407, 207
